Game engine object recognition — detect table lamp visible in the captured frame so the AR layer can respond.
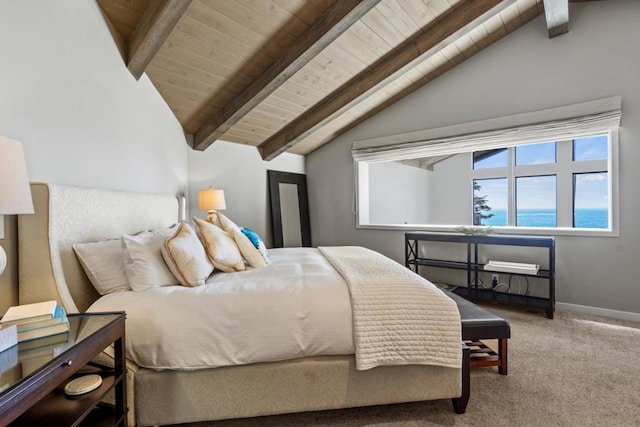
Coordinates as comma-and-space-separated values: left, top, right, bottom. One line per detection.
0, 136, 34, 276
198, 186, 226, 224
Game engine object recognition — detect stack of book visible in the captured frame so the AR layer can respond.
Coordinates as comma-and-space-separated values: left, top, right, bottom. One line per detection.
0, 300, 69, 344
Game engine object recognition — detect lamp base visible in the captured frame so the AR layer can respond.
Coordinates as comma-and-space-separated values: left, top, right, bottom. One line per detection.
205, 210, 218, 225
0, 245, 6, 276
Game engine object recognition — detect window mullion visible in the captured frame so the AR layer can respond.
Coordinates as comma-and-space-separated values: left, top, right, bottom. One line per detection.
507, 147, 516, 226
556, 140, 573, 227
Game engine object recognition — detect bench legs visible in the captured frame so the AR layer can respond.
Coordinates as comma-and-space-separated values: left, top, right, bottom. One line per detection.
452, 344, 470, 414
498, 338, 508, 375
466, 339, 509, 375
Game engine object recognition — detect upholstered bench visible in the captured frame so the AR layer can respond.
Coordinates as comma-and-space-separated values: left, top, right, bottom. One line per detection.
446, 291, 511, 375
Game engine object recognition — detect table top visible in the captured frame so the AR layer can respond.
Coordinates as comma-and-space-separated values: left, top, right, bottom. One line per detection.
0, 312, 123, 398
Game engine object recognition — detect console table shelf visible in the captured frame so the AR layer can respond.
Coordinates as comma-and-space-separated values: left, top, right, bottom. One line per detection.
405, 232, 555, 318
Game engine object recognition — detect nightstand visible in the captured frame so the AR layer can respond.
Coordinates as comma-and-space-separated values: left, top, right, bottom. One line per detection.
0, 312, 127, 426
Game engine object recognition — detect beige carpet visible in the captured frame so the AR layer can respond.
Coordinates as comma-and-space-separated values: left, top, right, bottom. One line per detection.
174, 304, 640, 427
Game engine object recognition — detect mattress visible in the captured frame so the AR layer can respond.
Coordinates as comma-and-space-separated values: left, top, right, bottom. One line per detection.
87, 248, 354, 370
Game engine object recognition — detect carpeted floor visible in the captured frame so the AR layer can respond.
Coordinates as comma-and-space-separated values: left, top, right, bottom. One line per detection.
174, 304, 640, 427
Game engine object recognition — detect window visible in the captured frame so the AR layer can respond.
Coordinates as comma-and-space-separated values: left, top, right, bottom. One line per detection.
471, 134, 611, 230
473, 149, 507, 169
516, 175, 557, 227
573, 172, 608, 229
573, 135, 608, 161
352, 96, 620, 236
473, 178, 507, 226
515, 141, 556, 166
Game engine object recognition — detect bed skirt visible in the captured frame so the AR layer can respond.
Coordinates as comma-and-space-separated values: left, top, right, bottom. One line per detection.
133, 355, 461, 426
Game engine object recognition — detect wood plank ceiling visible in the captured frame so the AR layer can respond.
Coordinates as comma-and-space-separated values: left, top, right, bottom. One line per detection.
97, 0, 567, 161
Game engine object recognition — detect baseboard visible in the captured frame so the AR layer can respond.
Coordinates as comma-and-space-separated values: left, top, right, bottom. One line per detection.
556, 302, 640, 322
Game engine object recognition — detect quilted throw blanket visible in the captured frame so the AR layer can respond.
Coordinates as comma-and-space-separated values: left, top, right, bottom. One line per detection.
318, 246, 461, 370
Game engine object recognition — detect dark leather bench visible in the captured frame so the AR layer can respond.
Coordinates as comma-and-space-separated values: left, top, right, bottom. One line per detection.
447, 291, 511, 375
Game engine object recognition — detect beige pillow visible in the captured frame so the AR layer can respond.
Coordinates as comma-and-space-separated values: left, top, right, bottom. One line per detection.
122, 225, 179, 291
73, 239, 130, 295
161, 222, 213, 287
217, 212, 240, 233
193, 218, 245, 272
231, 228, 266, 268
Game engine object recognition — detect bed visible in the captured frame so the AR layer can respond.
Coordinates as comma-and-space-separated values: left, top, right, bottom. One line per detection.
18, 183, 469, 426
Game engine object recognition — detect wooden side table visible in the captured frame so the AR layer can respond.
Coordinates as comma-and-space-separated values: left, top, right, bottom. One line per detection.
0, 312, 127, 426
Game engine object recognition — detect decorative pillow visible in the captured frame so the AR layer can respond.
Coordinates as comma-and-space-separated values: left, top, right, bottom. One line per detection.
231, 228, 266, 268
241, 227, 270, 265
161, 222, 213, 287
193, 218, 245, 272
73, 239, 130, 295
122, 225, 179, 292
217, 212, 240, 233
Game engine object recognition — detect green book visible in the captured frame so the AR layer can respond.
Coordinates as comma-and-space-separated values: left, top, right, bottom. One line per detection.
16, 307, 69, 343
16, 306, 68, 333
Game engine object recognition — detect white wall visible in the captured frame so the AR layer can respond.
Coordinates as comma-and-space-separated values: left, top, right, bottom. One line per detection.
0, 0, 188, 196
431, 154, 470, 225
0, 0, 189, 312
188, 141, 305, 248
368, 161, 431, 224
306, 0, 640, 315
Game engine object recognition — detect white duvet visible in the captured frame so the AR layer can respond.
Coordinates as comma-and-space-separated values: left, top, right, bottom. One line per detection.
87, 248, 354, 370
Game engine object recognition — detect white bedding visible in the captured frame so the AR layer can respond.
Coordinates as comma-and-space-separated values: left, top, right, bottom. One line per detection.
319, 246, 461, 370
87, 248, 354, 370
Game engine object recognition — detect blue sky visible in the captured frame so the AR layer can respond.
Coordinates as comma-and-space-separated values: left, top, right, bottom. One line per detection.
574, 135, 608, 161
574, 172, 608, 209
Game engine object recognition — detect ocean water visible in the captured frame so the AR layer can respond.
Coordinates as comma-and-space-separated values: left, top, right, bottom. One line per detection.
479, 209, 608, 229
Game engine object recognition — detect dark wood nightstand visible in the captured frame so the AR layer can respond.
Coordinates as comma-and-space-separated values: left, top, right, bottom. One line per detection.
0, 312, 127, 426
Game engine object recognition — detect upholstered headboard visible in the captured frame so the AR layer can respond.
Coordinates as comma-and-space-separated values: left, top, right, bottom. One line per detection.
18, 183, 181, 313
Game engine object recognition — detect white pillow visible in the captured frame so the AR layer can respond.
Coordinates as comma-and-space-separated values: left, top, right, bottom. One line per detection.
193, 218, 245, 272
122, 225, 179, 292
73, 239, 130, 295
161, 222, 213, 287
231, 228, 266, 268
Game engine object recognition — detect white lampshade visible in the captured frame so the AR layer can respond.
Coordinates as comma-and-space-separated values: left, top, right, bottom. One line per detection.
198, 186, 226, 223
198, 187, 226, 211
0, 136, 34, 215
0, 136, 34, 276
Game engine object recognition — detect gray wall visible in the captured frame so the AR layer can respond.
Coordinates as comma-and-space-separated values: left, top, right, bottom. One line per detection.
306, 0, 640, 316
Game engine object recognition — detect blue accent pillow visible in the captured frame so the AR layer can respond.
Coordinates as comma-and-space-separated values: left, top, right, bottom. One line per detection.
240, 227, 270, 265
240, 228, 260, 249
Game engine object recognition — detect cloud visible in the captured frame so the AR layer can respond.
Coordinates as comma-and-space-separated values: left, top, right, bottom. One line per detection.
576, 173, 606, 183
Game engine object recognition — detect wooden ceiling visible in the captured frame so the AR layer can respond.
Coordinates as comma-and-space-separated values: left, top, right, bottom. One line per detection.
97, 0, 571, 160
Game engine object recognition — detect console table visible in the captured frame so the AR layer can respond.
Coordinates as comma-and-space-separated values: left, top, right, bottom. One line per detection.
405, 232, 555, 318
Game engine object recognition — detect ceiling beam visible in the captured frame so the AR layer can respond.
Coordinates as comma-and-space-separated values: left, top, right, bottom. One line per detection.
396, 155, 452, 171
191, 0, 382, 152
543, 0, 569, 38
332, 4, 542, 146
127, 0, 193, 80
258, 0, 514, 161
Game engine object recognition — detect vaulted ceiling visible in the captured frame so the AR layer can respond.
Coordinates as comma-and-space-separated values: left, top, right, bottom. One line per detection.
97, 0, 573, 160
